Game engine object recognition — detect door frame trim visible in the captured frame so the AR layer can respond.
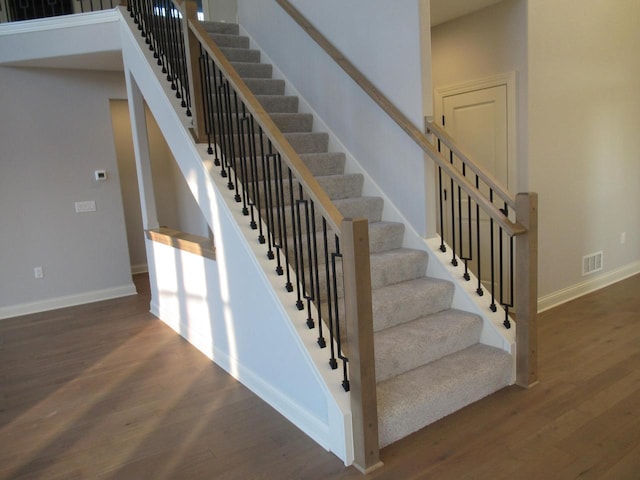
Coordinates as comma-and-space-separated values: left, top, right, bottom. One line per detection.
434, 71, 517, 193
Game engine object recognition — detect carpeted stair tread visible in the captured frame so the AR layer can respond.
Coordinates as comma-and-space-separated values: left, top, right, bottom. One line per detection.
374, 309, 482, 383
372, 277, 454, 331
201, 21, 239, 35
207, 33, 249, 49
283, 132, 328, 154
377, 344, 512, 447
219, 46, 261, 63
370, 248, 428, 290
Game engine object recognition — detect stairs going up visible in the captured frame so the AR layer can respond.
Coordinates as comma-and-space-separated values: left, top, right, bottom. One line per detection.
201, 21, 512, 448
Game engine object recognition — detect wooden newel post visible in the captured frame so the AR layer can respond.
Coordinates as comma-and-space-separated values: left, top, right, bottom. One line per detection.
341, 218, 383, 473
181, 0, 207, 142
515, 192, 539, 388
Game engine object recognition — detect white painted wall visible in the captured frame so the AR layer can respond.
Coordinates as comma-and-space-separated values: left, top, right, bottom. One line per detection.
528, 0, 640, 304
431, 0, 528, 191
237, 0, 431, 236
0, 66, 135, 317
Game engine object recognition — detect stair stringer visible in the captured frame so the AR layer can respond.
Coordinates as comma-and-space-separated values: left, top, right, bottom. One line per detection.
238, 24, 516, 364
119, 11, 354, 465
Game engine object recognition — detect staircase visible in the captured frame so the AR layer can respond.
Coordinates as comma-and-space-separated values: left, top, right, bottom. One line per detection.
203, 21, 512, 448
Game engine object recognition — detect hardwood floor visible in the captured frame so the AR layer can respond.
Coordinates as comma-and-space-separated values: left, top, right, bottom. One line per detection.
1, 274, 638, 479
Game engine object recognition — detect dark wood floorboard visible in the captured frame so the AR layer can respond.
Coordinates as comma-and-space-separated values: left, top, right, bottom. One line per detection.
1, 273, 638, 479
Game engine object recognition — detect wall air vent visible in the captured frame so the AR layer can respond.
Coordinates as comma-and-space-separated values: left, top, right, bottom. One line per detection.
582, 251, 603, 276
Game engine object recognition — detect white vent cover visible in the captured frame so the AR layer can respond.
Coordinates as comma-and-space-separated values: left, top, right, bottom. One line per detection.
582, 251, 603, 276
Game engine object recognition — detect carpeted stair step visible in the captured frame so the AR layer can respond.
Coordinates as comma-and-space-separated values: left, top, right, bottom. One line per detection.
298, 153, 346, 177
368, 221, 405, 253
238, 152, 345, 182
333, 196, 384, 224
219, 46, 261, 63
231, 61, 273, 79
207, 33, 249, 49
374, 309, 482, 383
298, 247, 429, 305
201, 21, 239, 35
271, 196, 383, 237
372, 277, 454, 331
243, 78, 286, 96
377, 344, 512, 447
369, 248, 428, 290
269, 113, 313, 132
252, 173, 364, 210
280, 220, 404, 270
211, 94, 298, 113
283, 132, 329, 154
211, 112, 311, 135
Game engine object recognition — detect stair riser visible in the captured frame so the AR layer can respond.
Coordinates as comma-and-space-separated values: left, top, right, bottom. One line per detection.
372, 278, 454, 331
220, 48, 260, 63
243, 78, 286, 96
377, 345, 512, 447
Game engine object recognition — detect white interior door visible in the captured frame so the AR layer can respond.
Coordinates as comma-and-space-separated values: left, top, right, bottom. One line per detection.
437, 82, 512, 296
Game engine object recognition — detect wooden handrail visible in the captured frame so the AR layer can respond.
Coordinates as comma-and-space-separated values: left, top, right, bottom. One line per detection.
185, 14, 344, 234
275, 0, 525, 237
425, 121, 516, 209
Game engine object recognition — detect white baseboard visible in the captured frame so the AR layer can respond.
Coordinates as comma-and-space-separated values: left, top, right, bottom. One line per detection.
0, 283, 138, 320
131, 263, 148, 274
538, 261, 640, 313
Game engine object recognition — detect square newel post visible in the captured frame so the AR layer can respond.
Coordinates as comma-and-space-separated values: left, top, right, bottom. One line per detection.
182, 0, 207, 143
515, 192, 538, 387
341, 218, 383, 473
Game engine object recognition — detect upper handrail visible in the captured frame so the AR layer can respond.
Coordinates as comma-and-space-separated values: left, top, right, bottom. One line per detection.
186, 16, 344, 234
276, 0, 525, 237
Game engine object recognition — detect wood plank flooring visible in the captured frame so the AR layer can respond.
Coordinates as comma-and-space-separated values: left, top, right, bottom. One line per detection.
1, 274, 638, 479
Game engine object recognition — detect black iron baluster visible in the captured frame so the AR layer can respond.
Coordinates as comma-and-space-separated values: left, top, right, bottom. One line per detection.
475, 175, 483, 296
449, 149, 458, 266
288, 168, 303, 306
489, 189, 497, 312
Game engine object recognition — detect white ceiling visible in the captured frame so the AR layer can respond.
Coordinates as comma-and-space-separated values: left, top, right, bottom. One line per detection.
430, 0, 506, 26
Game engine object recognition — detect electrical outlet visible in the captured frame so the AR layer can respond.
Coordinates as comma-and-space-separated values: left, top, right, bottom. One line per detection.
34, 266, 43, 279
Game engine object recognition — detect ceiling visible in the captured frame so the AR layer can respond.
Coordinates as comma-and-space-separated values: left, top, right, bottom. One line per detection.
430, 0, 506, 26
